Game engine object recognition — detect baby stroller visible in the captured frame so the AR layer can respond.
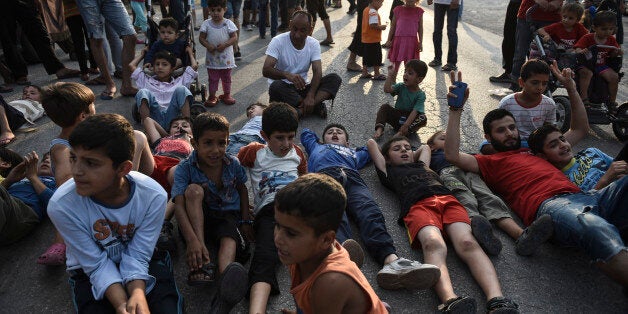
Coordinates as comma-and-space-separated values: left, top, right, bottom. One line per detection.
132, 0, 207, 122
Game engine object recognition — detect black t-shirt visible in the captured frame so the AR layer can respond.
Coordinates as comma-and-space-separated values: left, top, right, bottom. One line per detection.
376, 161, 451, 223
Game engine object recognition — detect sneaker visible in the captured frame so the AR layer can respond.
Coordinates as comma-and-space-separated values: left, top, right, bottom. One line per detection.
246, 24, 253, 31
515, 214, 553, 256
441, 63, 457, 72
486, 296, 520, 314
428, 59, 442, 67
470, 215, 502, 256
209, 262, 248, 314
234, 51, 242, 61
156, 221, 177, 255
489, 72, 515, 84
438, 296, 476, 314
342, 239, 365, 268
376, 257, 440, 290
219, 94, 236, 105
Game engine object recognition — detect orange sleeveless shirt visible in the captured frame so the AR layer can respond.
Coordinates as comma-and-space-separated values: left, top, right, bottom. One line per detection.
289, 241, 388, 313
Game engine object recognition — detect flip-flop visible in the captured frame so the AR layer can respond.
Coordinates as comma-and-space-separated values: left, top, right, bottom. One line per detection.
187, 263, 216, 286
37, 243, 66, 266
100, 90, 115, 100
372, 74, 387, 80
346, 63, 362, 72
0, 137, 16, 147
56, 68, 81, 79
320, 39, 335, 46
359, 74, 373, 79
85, 76, 107, 85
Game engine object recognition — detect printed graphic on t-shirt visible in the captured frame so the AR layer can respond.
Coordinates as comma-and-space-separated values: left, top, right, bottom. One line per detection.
92, 219, 135, 263
258, 171, 297, 199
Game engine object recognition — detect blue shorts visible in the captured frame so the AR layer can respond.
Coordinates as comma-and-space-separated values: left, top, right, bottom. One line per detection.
76, 0, 136, 39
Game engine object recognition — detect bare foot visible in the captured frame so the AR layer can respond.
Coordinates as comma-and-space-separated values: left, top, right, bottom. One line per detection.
0, 131, 15, 146
120, 85, 138, 97
100, 85, 117, 100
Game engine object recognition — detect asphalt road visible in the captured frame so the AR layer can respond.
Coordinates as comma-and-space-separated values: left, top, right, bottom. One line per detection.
0, 1, 626, 313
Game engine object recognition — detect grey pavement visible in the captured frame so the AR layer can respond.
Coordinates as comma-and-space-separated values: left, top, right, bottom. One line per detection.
0, 1, 627, 313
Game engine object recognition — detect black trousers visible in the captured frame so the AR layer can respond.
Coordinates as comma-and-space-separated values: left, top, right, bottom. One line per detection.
501, 0, 520, 73
0, 0, 66, 78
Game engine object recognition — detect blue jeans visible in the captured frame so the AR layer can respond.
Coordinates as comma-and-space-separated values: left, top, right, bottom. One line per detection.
319, 167, 397, 265
226, 0, 243, 19
258, 0, 279, 37
226, 134, 264, 156
537, 176, 628, 262
432, 3, 459, 65
136, 86, 192, 130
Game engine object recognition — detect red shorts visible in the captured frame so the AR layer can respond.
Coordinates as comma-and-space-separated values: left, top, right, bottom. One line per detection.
403, 194, 470, 248
151, 155, 180, 196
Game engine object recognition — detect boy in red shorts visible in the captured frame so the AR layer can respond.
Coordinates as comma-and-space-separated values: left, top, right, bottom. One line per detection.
367, 136, 520, 313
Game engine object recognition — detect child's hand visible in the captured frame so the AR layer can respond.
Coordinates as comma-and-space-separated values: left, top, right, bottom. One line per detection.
397, 124, 409, 137
4, 160, 26, 185
127, 293, 149, 314
185, 45, 194, 54
549, 60, 575, 90
206, 44, 216, 53
23, 151, 39, 180
186, 240, 210, 270
115, 302, 130, 314
143, 63, 152, 71
216, 43, 226, 53
542, 34, 551, 43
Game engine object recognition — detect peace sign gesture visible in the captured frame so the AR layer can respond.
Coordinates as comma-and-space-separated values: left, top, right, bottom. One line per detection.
447, 70, 469, 109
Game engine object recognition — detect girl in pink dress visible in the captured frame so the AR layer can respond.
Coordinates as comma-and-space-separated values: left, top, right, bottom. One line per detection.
384, 0, 424, 69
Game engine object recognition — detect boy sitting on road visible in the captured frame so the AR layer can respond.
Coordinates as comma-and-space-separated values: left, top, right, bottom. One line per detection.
274, 173, 389, 313
367, 137, 520, 313
237, 102, 307, 314
48, 114, 183, 313
172, 112, 249, 312
0, 150, 56, 246
131, 48, 198, 133
301, 124, 440, 291
481, 59, 557, 154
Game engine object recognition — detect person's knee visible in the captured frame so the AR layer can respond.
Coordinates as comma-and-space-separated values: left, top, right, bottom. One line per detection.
184, 184, 204, 201
454, 233, 481, 254
421, 231, 447, 256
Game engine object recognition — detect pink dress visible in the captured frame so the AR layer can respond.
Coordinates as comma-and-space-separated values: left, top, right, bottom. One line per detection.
388, 6, 424, 63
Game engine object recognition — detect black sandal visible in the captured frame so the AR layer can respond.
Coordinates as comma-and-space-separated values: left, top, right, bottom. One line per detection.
486, 296, 519, 314
437, 296, 476, 313
187, 262, 216, 286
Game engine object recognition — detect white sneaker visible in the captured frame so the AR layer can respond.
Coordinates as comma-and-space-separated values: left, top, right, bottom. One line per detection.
376, 257, 440, 290
246, 24, 253, 31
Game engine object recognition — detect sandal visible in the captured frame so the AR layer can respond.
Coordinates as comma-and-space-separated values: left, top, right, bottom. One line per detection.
85, 76, 107, 86
0, 136, 16, 147
372, 74, 387, 80
346, 63, 362, 72
437, 296, 476, 313
320, 39, 335, 46
359, 73, 373, 79
37, 243, 66, 266
187, 262, 216, 286
486, 296, 519, 314
100, 89, 116, 100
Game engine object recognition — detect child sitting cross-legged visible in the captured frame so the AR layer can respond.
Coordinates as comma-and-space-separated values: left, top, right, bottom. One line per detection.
274, 173, 389, 313
48, 114, 183, 313
172, 112, 250, 312
131, 47, 199, 134
373, 61, 428, 140
367, 137, 520, 313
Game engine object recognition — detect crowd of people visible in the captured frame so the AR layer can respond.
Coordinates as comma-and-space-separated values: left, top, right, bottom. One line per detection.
0, 0, 627, 313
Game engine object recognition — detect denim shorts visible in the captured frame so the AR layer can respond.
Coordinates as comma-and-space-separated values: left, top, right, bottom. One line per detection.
225, 0, 243, 19
76, 0, 136, 39
537, 176, 628, 262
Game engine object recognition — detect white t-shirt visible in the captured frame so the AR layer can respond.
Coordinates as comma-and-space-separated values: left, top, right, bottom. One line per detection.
265, 32, 321, 85
200, 18, 238, 69
237, 143, 307, 214
499, 93, 557, 140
